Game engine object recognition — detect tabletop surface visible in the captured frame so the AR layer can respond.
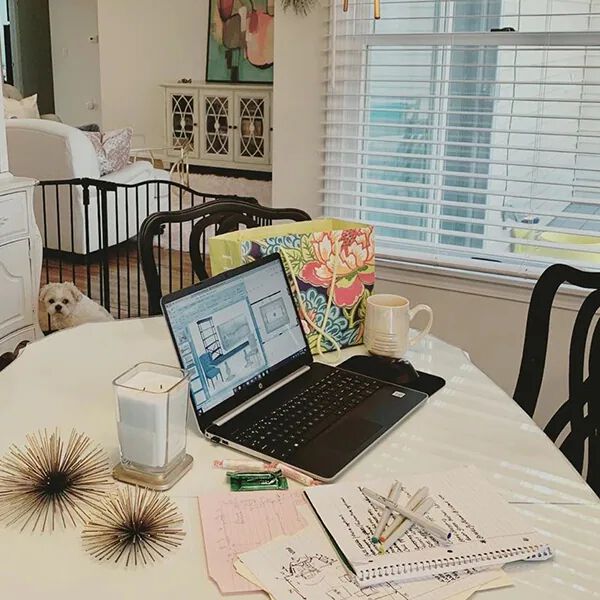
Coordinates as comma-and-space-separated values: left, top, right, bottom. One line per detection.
0, 317, 598, 599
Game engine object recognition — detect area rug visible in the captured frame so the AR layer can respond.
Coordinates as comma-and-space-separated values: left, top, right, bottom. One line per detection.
162, 173, 272, 250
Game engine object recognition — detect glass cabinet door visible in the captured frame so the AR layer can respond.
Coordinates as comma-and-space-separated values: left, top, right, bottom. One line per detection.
168, 90, 198, 158
200, 93, 233, 161
234, 92, 270, 165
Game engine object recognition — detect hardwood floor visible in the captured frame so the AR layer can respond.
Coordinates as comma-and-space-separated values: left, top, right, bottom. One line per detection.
42, 241, 201, 322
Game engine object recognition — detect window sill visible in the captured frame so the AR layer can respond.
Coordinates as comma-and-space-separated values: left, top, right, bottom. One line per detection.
375, 257, 587, 312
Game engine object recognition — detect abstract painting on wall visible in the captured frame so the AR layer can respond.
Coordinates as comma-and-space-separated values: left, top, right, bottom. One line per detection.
206, 0, 274, 84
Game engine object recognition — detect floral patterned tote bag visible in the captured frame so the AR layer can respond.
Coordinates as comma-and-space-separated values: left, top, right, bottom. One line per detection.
209, 219, 375, 357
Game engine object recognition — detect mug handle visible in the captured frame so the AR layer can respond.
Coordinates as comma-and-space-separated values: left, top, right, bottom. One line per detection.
408, 304, 433, 348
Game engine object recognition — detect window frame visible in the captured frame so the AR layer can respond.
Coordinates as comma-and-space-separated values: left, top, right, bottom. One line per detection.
322, 3, 600, 280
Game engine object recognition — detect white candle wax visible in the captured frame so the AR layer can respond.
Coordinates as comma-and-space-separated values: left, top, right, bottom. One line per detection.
116, 370, 186, 468
125, 371, 182, 393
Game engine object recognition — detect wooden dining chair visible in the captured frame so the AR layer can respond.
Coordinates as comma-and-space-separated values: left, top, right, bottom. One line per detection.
514, 263, 600, 494
138, 199, 310, 316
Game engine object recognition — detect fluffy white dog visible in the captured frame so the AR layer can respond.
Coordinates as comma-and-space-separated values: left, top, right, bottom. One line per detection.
40, 282, 114, 330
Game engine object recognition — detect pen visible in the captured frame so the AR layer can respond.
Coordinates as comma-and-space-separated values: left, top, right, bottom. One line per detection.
371, 481, 401, 543
213, 459, 270, 471
361, 487, 452, 542
380, 497, 435, 552
379, 486, 429, 542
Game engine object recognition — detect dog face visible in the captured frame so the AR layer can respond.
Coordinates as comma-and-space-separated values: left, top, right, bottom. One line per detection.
40, 282, 83, 319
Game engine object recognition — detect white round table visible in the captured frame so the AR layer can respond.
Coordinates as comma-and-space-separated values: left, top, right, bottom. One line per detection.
0, 318, 598, 599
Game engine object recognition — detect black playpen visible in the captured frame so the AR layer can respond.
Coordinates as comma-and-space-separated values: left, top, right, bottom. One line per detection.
36, 177, 258, 329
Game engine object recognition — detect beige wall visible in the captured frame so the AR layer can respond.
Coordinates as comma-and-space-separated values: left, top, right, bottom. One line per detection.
49, 0, 102, 127
271, 2, 579, 428
96, 0, 209, 148
374, 264, 584, 428
272, 2, 326, 215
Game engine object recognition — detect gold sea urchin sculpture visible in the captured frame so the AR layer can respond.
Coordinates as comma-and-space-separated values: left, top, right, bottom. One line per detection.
82, 487, 185, 567
0, 429, 112, 532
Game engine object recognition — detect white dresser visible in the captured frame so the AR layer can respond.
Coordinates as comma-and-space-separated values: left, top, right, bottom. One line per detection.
162, 82, 272, 172
0, 176, 42, 360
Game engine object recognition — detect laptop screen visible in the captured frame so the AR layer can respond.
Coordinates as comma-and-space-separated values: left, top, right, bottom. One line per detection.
163, 257, 309, 416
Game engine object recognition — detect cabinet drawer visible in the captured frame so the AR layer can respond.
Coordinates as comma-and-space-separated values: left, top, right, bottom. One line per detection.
0, 239, 34, 340
0, 191, 28, 245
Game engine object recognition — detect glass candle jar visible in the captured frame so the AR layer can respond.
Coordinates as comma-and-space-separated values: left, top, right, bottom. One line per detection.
113, 362, 193, 489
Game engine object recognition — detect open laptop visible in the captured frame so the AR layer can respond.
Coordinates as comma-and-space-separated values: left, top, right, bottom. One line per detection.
161, 253, 427, 481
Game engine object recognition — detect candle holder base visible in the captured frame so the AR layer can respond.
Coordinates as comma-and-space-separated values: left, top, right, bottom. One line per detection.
112, 454, 193, 491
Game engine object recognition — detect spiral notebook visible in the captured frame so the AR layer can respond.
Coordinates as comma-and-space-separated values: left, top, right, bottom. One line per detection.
305, 466, 552, 587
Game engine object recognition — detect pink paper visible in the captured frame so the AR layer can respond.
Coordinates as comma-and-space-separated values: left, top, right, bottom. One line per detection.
198, 490, 307, 594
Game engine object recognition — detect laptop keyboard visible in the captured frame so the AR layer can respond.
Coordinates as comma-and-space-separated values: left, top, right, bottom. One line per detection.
230, 370, 383, 460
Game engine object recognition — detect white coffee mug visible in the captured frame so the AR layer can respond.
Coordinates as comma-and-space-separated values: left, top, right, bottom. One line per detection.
364, 294, 433, 358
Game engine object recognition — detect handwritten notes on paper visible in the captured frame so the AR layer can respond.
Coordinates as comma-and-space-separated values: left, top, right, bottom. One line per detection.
331, 476, 489, 562
304, 465, 545, 579
198, 490, 307, 594
239, 525, 505, 600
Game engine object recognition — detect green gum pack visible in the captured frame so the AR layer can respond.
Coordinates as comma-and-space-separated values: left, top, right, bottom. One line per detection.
226, 470, 288, 492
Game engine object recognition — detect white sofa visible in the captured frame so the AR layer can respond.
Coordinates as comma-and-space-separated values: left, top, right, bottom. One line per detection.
5, 119, 170, 254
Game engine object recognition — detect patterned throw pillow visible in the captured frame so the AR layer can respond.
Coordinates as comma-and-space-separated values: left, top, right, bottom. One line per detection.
84, 128, 133, 175
3, 94, 40, 119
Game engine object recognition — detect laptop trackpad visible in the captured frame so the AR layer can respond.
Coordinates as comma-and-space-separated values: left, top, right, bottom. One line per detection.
321, 417, 382, 452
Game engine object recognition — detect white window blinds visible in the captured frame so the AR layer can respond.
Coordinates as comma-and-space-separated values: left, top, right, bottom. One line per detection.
323, 0, 600, 276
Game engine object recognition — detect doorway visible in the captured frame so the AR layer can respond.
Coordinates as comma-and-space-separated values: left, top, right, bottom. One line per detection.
4, 0, 55, 114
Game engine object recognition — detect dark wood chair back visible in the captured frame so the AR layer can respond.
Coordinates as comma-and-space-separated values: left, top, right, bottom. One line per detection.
138, 199, 310, 316
514, 263, 600, 494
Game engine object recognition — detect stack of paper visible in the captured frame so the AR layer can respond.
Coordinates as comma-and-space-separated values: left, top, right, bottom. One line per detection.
304, 466, 551, 586
197, 490, 307, 594
197, 469, 516, 600
237, 523, 512, 600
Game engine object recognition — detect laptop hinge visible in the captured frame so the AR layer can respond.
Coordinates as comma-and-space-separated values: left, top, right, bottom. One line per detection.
212, 365, 311, 428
